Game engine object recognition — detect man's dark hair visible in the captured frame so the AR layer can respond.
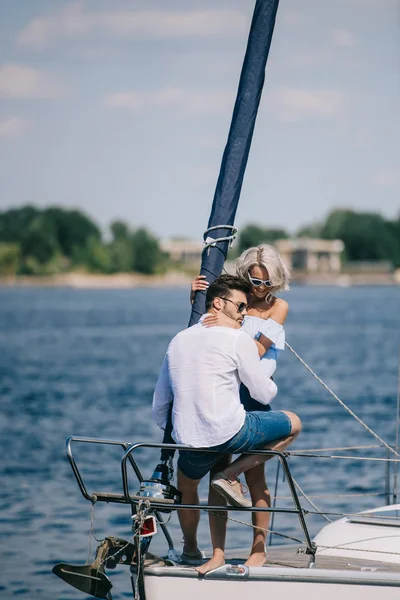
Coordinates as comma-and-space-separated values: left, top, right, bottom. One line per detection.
205, 274, 250, 311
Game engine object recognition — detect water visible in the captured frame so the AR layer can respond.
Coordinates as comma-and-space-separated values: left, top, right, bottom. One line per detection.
0, 285, 399, 599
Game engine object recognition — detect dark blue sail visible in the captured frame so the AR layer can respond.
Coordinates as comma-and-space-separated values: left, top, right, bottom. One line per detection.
188, 0, 280, 326
160, 0, 280, 462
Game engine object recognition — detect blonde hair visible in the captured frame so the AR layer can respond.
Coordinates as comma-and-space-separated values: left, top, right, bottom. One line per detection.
235, 244, 290, 298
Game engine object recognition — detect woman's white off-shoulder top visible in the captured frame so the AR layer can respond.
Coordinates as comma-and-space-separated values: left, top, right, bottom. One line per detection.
241, 316, 285, 379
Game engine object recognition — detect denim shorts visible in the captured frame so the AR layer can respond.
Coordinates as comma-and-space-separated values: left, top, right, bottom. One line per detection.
178, 410, 292, 481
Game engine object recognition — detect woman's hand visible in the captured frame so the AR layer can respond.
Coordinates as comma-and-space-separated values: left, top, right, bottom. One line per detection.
190, 275, 209, 303
202, 312, 241, 329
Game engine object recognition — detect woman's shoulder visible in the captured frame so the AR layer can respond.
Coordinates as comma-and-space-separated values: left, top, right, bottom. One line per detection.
273, 297, 289, 310
270, 297, 289, 322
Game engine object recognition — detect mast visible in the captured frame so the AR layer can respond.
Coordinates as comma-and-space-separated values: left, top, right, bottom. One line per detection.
188, 0, 280, 326
159, 0, 280, 463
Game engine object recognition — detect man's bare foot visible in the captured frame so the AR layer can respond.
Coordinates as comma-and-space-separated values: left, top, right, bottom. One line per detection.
244, 552, 267, 567
196, 555, 225, 575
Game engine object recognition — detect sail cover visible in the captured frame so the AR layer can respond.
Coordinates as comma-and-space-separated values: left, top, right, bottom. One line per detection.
161, 0, 280, 461
188, 0, 280, 326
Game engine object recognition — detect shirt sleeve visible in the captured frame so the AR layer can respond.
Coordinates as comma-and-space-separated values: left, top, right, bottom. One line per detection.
235, 332, 278, 405
152, 354, 173, 430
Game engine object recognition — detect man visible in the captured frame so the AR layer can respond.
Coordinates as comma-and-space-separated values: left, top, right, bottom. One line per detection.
152, 274, 301, 573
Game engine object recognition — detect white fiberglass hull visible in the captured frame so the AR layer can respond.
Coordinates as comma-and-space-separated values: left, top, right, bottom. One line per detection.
142, 565, 400, 600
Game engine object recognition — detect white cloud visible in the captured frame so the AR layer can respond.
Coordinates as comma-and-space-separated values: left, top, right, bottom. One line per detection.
268, 88, 346, 122
0, 64, 63, 99
0, 117, 28, 139
17, 3, 247, 48
331, 29, 357, 47
371, 169, 400, 186
105, 88, 233, 115
280, 10, 306, 28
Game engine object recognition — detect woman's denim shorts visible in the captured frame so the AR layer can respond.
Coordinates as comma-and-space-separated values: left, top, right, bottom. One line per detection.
178, 410, 292, 480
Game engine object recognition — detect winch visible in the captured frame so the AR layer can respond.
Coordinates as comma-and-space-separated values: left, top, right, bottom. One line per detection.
133, 462, 181, 512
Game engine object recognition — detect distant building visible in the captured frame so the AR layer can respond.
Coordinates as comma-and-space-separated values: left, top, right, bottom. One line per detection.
275, 238, 344, 273
161, 238, 203, 264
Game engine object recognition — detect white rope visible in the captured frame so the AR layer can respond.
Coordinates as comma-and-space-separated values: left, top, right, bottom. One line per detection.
291, 475, 332, 523
206, 510, 305, 545
317, 535, 400, 558
274, 491, 385, 500
394, 350, 400, 502
285, 342, 400, 460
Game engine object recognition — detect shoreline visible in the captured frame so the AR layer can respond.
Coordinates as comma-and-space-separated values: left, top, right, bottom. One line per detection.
0, 270, 399, 289
0, 271, 192, 289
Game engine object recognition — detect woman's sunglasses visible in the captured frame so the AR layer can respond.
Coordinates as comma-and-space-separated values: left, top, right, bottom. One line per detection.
248, 273, 272, 287
219, 297, 248, 314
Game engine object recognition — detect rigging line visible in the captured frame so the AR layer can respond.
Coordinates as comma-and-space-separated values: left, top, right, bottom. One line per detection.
304, 509, 400, 518
206, 510, 305, 545
289, 452, 400, 462
393, 349, 400, 503
294, 445, 381, 452
86, 499, 103, 564
317, 535, 400, 558
291, 475, 332, 523
273, 491, 385, 500
285, 341, 400, 460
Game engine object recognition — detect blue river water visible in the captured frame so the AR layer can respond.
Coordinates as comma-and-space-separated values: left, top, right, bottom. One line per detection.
0, 285, 399, 599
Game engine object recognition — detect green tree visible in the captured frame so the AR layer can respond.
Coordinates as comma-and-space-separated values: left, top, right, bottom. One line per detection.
108, 220, 134, 272
322, 209, 398, 262
297, 221, 323, 238
238, 224, 288, 254
132, 228, 162, 274
0, 205, 40, 243
0, 243, 20, 275
386, 217, 400, 267
110, 220, 130, 242
44, 207, 101, 258
20, 214, 60, 265
72, 236, 111, 273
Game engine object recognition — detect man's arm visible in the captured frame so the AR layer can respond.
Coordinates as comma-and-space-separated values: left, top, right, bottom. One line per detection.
152, 354, 174, 429
235, 333, 278, 405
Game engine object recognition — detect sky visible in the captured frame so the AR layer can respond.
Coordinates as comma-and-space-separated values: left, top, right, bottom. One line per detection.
0, 0, 399, 240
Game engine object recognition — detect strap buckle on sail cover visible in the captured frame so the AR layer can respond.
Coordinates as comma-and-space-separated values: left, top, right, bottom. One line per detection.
203, 225, 238, 255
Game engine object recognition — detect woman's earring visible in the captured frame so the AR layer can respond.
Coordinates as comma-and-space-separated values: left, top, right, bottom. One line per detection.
265, 291, 274, 304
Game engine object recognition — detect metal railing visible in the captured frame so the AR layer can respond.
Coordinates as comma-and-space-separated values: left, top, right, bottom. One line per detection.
66, 436, 317, 558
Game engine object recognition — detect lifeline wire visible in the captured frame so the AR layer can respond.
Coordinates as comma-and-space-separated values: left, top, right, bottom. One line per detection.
285, 342, 400, 460
393, 349, 400, 503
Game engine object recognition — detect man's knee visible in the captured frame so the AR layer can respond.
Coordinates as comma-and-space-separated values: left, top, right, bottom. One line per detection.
282, 411, 302, 436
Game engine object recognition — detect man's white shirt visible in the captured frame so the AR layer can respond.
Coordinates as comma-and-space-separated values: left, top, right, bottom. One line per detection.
152, 322, 278, 447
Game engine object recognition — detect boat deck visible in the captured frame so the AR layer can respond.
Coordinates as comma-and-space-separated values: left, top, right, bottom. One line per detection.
144, 545, 400, 574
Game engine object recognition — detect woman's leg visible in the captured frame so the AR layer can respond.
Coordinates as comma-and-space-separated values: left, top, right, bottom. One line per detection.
221, 411, 301, 481
244, 464, 270, 566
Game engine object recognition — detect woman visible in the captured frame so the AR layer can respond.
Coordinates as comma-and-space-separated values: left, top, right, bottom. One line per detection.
191, 244, 291, 573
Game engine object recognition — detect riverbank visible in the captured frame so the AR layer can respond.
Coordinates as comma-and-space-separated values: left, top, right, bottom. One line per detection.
0, 270, 399, 288
0, 271, 192, 288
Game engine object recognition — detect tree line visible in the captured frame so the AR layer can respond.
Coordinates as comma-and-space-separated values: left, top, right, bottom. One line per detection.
0, 205, 399, 276
237, 209, 400, 267
0, 206, 163, 276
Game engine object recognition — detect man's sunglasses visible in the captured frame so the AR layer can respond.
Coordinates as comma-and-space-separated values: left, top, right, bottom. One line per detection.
248, 273, 272, 287
219, 297, 248, 314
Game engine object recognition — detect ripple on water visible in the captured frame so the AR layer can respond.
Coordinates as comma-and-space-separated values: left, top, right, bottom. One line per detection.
0, 286, 399, 599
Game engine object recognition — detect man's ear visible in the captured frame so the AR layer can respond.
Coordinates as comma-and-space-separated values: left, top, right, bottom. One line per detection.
212, 297, 224, 311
